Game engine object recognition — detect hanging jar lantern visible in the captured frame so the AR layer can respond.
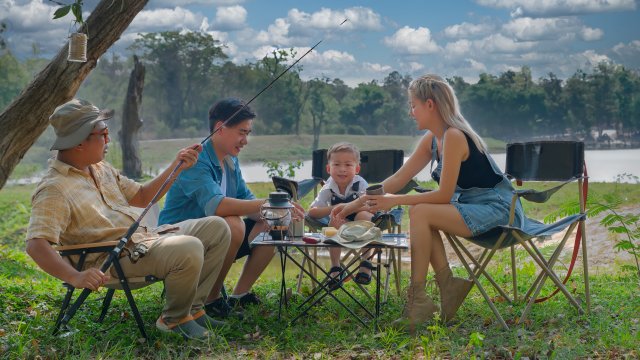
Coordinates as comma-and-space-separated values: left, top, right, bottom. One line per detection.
67, 32, 87, 62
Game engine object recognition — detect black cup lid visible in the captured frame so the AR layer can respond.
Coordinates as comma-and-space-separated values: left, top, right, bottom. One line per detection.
267, 191, 292, 207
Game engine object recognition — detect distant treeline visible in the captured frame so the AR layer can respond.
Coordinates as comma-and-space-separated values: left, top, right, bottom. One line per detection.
1, 31, 639, 146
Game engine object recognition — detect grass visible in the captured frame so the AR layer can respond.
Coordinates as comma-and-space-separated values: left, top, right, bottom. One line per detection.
1, 181, 639, 358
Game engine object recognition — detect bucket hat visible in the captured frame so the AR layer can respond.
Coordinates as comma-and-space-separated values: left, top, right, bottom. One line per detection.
324, 220, 383, 249
49, 99, 114, 150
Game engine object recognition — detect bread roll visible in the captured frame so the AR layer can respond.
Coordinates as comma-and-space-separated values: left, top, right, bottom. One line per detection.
322, 227, 338, 237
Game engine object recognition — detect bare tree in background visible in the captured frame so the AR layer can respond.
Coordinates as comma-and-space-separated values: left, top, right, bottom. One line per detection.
0, 0, 149, 190
120, 55, 145, 179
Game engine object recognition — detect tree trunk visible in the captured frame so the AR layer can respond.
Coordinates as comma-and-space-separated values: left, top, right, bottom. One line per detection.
120, 55, 145, 179
0, 0, 149, 190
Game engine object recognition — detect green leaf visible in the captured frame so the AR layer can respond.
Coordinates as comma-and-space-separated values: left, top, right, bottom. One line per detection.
52, 5, 71, 20
71, 3, 83, 24
614, 240, 635, 250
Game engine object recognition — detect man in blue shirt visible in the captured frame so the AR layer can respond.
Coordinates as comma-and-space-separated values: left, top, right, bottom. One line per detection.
159, 98, 303, 318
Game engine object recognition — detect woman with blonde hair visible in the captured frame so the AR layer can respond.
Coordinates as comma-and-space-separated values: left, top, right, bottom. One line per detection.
332, 74, 524, 333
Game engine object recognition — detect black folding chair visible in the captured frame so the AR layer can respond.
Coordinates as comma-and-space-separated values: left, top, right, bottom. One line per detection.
52, 204, 164, 339
443, 141, 590, 329
52, 241, 161, 339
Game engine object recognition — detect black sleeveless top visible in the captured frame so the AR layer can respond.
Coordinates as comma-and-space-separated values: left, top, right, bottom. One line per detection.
432, 133, 502, 189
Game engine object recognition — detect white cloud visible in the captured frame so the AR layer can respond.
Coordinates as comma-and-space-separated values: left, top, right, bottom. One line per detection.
580, 27, 603, 41
287, 7, 382, 32
445, 39, 473, 57
408, 62, 425, 72
570, 50, 611, 70
475, 0, 636, 17
612, 40, 640, 68
362, 62, 392, 74
502, 17, 603, 42
130, 7, 204, 32
476, 33, 537, 53
1, 0, 58, 31
213, 5, 247, 31
443, 22, 494, 38
466, 58, 487, 71
154, 0, 244, 6
383, 26, 440, 55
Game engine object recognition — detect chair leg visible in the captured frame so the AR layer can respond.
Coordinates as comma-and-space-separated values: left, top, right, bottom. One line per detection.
511, 246, 517, 302
296, 250, 308, 293
522, 226, 574, 301
517, 236, 584, 315
580, 220, 591, 313
112, 260, 148, 339
447, 235, 509, 330
52, 285, 75, 335
394, 248, 402, 297
383, 248, 392, 303
453, 235, 512, 303
97, 288, 115, 323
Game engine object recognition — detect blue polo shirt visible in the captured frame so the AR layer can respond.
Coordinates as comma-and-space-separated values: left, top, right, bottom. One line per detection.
158, 141, 256, 225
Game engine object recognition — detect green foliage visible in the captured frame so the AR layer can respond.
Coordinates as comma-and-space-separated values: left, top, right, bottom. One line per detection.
130, 31, 227, 133
546, 181, 640, 281
263, 160, 303, 178
52, 0, 84, 25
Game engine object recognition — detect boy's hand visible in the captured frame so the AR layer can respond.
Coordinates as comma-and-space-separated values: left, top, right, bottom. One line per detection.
329, 203, 348, 227
291, 202, 305, 221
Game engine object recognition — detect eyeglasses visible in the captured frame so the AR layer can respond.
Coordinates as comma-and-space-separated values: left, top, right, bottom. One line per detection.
88, 129, 110, 143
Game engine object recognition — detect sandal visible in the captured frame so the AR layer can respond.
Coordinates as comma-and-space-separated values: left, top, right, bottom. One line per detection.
354, 260, 373, 285
326, 266, 345, 291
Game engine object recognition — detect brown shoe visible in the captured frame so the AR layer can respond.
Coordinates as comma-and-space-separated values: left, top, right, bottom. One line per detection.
391, 281, 438, 335
436, 267, 473, 321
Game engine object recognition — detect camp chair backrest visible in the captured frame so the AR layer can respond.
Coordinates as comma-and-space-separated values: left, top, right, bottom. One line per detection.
505, 141, 584, 181
311, 149, 404, 183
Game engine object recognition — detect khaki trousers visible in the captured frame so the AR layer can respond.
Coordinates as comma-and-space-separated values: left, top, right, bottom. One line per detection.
115, 216, 230, 323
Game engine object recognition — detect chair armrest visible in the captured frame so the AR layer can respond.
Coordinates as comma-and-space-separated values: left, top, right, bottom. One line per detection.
54, 241, 120, 251
515, 177, 583, 203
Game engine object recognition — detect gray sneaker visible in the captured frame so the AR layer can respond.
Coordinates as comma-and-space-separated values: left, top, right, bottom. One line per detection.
156, 317, 209, 340
193, 310, 227, 330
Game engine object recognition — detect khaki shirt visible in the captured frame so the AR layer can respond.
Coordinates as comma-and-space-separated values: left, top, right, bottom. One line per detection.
26, 159, 160, 268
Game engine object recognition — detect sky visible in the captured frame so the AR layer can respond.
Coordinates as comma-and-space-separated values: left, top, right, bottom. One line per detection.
1, 0, 639, 86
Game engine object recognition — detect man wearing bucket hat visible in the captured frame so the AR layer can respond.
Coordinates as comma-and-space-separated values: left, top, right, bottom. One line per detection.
25, 99, 232, 340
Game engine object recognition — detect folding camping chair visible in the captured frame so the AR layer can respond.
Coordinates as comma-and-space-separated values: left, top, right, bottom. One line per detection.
52, 204, 163, 339
443, 141, 590, 330
273, 149, 417, 301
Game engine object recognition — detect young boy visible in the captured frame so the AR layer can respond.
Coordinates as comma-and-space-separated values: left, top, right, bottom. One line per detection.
308, 142, 374, 288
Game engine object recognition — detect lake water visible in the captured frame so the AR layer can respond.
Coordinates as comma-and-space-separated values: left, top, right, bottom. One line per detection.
7, 148, 639, 186
239, 148, 640, 183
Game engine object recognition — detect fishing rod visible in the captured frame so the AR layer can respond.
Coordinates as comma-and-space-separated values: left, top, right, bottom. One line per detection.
57, 19, 349, 332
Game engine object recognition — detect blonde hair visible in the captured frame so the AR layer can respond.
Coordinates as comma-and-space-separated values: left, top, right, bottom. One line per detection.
408, 74, 487, 153
327, 142, 360, 163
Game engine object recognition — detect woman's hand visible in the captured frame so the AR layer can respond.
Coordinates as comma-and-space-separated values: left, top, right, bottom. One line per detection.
362, 194, 397, 212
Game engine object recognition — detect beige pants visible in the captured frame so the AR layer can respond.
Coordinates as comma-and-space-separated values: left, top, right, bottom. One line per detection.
115, 216, 230, 323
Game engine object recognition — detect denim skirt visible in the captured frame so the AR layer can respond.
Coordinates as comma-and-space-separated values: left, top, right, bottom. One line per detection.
450, 178, 523, 238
